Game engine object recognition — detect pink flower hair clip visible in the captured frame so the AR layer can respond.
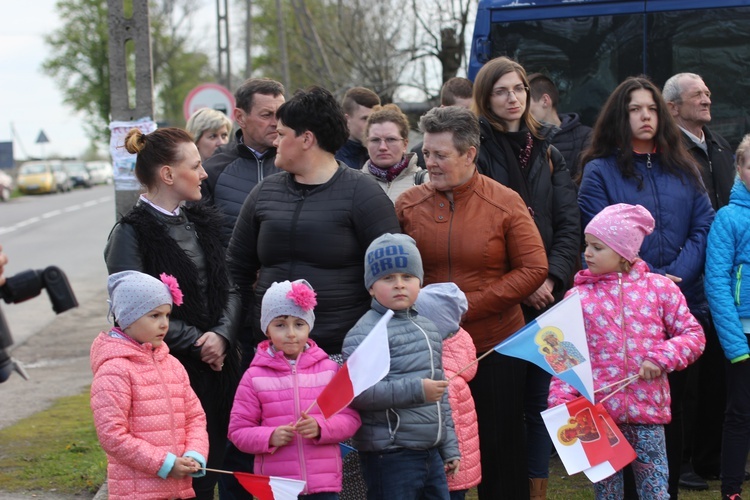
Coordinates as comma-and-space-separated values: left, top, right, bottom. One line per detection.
287, 281, 317, 311
159, 273, 184, 306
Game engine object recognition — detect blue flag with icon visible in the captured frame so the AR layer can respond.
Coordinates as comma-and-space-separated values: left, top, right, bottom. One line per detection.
494, 291, 594, 402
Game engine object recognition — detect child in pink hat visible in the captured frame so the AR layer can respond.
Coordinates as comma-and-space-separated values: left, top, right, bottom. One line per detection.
549, 203, 705, 499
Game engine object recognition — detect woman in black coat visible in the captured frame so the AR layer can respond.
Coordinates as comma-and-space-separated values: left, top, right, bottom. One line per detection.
104, 127, 241, 500
473, 56, 581, 500
227, 85, 400, 500
227, 86, 401, 356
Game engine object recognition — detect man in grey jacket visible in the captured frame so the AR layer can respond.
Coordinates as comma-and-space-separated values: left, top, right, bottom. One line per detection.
202, 78, 285, 245
343, 233, 460, 499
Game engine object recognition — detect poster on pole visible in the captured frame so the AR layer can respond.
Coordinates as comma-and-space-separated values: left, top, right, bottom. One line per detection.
109, 118, 157, 191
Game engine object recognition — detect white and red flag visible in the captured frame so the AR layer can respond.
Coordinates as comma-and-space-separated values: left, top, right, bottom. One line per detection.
316, 309, 393, 419
232, 472, 305, 500
542, 396, 636, 479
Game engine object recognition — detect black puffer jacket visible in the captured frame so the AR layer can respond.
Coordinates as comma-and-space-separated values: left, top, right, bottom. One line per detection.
334, 138, 369, 170
541, 113, 592, 180
201, 129, 282, 245
227, 164, 402, 354
477, 117, 580, 299
682, 126, 735, 211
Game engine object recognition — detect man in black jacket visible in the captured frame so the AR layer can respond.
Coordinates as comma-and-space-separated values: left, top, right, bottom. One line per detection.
201, 78, 285, 245
200, 77, 285, 500
664, 72, 735, 493
528, 73, 592, 180
335, 87, 380, 169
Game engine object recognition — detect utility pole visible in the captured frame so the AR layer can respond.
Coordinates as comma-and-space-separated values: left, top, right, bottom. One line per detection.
245, 0, 253, 78
107, 0, 154, 218
216, 0, 231, 89
275, 0, 291, 92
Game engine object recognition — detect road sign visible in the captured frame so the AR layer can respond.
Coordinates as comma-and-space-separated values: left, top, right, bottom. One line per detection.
36, 130, 49, 144
183, 83, 235, 121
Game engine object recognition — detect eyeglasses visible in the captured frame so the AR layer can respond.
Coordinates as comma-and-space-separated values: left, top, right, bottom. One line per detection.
368, 137, 404, 147
491, 85, 529, 100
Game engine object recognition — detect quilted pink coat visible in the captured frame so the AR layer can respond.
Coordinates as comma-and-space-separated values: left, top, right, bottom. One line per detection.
549, 260, 705, 424
442, 327, 481, 491
228, 339, 361, 494
90, 330, 208, 500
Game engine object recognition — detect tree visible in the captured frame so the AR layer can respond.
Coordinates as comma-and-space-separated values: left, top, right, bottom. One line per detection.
236, 0, 475, 103
43, 0, 214, 145
243, 0, 413, 102
43, 0, 110, 143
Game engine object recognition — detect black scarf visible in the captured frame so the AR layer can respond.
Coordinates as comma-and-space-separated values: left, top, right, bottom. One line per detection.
494, 128, 543, 216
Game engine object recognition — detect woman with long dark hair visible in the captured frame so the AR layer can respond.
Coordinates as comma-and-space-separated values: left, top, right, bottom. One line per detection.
578, 75, 714, 499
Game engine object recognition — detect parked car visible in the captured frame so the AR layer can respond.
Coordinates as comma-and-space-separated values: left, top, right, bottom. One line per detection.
16, 160, 71, 194
0, 169, 12, 201
85, 160, 114, 185
64, 161, 92, 188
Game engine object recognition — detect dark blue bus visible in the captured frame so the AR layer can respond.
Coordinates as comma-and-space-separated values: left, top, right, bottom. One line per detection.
468, 0, 750, 146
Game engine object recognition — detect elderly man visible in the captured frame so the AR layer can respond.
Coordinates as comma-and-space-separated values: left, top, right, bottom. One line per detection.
663, 72, 734, 493
664, 73, 734, 210
201, 77, 285, 245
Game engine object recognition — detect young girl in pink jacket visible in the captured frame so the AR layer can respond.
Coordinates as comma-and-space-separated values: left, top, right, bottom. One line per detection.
416, 283, 481, 500
228, 280, 361, 498
90, 271, 208, 500
548, 204, 705, 499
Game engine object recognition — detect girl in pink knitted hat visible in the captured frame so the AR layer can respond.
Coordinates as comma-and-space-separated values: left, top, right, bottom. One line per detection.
549, 203, 706, 499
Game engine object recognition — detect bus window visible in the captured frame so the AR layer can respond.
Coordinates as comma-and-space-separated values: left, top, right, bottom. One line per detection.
470, 0, 750, 146
489, 15, 643, 127
647, 7, 750, 146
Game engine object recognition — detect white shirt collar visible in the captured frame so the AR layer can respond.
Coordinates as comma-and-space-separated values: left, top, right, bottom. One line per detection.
139, 195, 181, 216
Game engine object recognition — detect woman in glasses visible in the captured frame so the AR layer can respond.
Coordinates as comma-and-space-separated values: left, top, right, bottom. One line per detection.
472, 56, 581, 500
362, 104, 427, 203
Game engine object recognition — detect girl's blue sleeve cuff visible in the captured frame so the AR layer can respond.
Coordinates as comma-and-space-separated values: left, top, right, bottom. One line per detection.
184, 451, 207, 478
157, 452, 177, 479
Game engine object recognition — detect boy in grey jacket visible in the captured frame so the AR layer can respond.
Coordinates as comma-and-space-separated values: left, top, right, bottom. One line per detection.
343, 233, 460, 500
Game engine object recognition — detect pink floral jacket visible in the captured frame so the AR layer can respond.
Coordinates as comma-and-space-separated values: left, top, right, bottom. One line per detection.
548, 260, 705, 424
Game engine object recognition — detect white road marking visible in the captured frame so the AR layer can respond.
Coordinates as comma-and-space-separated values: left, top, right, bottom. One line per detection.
0, 196, 113, 234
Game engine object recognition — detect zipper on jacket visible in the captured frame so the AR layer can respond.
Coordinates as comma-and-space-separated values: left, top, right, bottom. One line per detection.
411, 315, 443, 448
447, 201, 455, 281
617, 273, 631, 424
257, 157, 265, 183
290, 362, 309, 494
736, 264, 744, 306
643, 154, 664, 264
152, 349, 179, 499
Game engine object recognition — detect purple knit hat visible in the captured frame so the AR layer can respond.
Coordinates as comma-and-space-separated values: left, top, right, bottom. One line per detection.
585, 204, 655, 263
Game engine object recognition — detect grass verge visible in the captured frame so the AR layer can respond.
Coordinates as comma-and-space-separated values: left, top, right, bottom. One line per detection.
0, 387, 727, 499
0, 389, 105, 495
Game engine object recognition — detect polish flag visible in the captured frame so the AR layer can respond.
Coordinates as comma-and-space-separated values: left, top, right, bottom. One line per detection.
317, 309, 393, 419
233, 472, 306, 500
542, 396, 635, 477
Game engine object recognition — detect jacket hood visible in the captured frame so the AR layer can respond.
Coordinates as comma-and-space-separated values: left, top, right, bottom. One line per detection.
729, 178, 750, 208
252, 338, 330, 371
90, 330, 169, 373
574, 259, 650, 287
558, 113, 582, 132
